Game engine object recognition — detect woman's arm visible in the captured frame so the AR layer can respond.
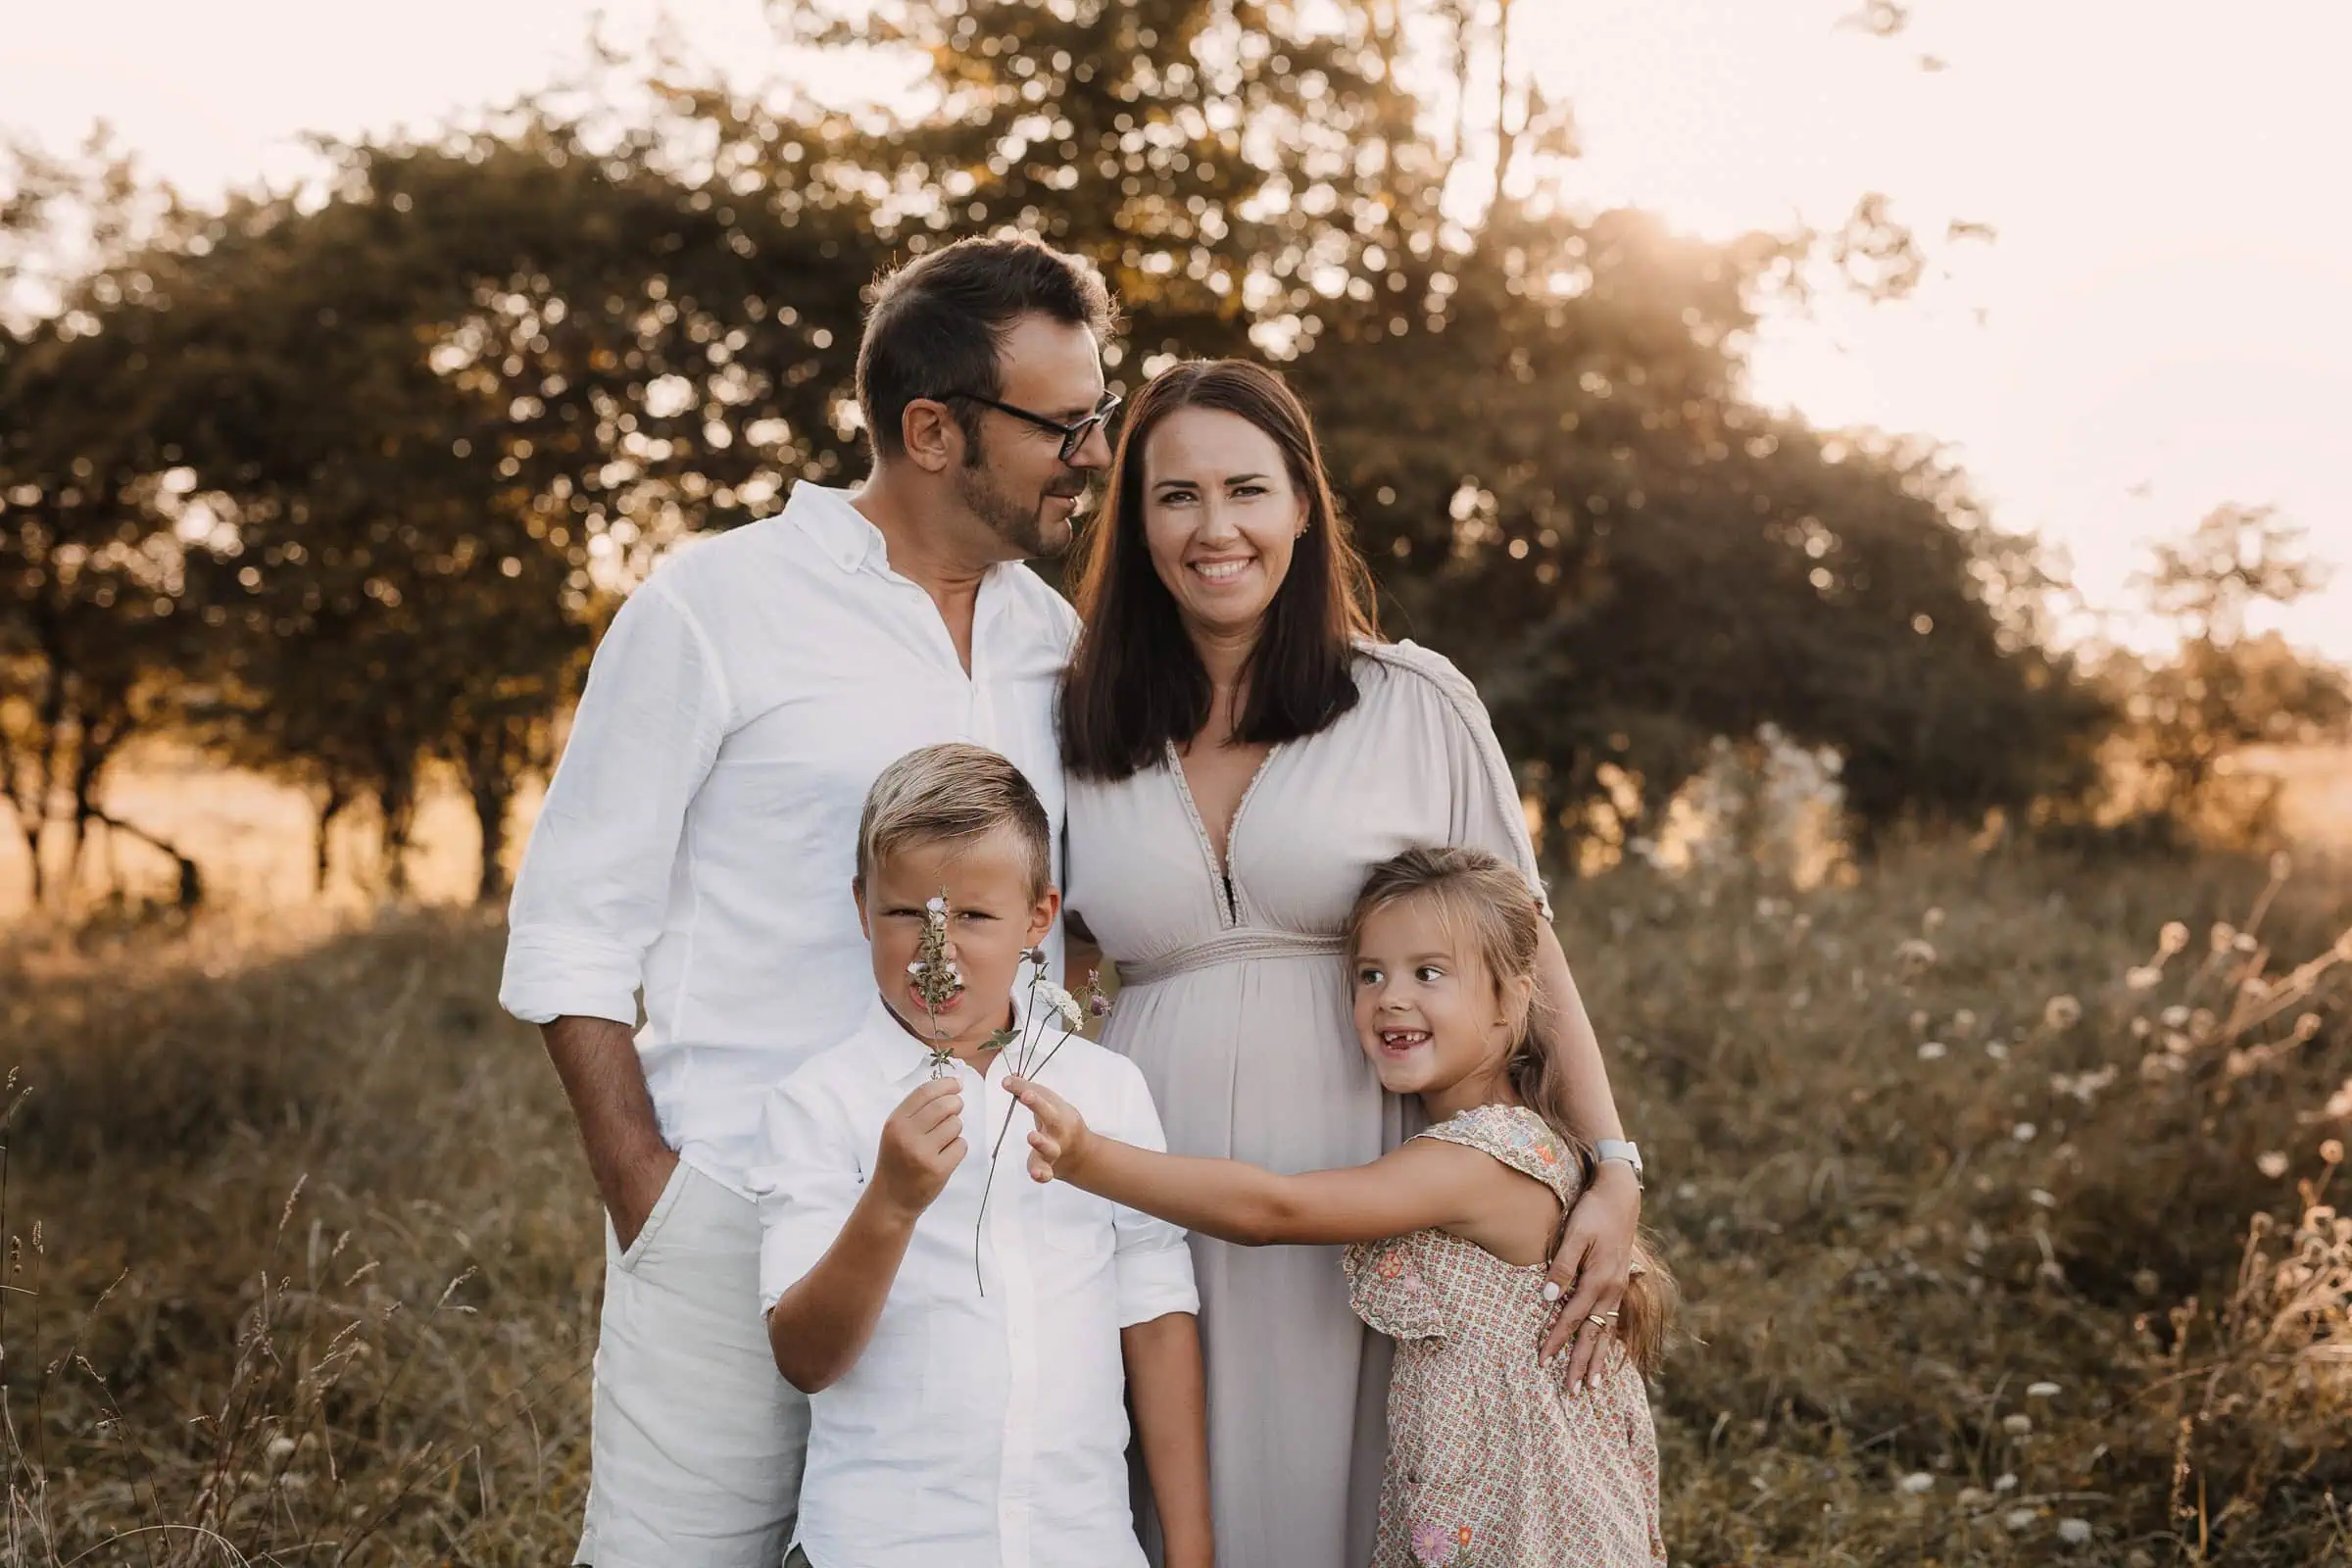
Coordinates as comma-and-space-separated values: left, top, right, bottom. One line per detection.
1005, 1076, 1487, 1246
1530, 921, 1645, 1385
1122, 1312, 1212, 1568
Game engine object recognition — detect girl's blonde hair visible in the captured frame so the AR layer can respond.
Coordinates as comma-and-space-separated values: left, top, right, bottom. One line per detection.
1346, 845, 1678, 1374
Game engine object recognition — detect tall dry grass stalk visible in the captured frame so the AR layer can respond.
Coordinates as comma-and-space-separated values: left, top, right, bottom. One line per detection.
1, 840, 2346, 1563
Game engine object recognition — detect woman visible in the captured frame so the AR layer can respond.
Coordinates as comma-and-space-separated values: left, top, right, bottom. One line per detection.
1059, 360, 1645, 1567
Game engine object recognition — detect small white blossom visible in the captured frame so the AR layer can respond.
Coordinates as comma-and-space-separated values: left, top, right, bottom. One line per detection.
266, 1435, 298, 1462
2026, 1381, 2060, 1398
1985, 1041, 2009, 1061
2043, 995, 2082, 1030
2257, 1151, 2289, 1178
1898, 1471, 1935, 1494
926, 896, 948, 913
1917, 1041, 1947, 1061
2004, 1507, 2038, 1532
2057, 1517, 2092, 1545
1993, 1473, 2018, 1493
2012, 1121, 2037, 1143
2157, 920, 2189, 955
1034, 980, 1084, 1031
2125, 965, 2162, 991
2160, 1004, 2190, 1028
2002, 1412, 2033, 1435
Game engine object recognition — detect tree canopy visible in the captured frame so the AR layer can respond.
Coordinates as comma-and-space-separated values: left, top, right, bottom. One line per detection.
7, 1, 2293, 906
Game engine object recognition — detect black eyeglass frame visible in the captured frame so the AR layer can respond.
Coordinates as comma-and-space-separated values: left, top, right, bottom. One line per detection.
940, 389, 1122, 463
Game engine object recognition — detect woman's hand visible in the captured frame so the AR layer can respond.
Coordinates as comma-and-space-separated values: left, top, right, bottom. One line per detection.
1541, 1160, 1642, 1390
1004, 1075, 1093, 1184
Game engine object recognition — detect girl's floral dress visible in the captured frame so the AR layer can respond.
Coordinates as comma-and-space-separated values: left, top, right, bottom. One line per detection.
1344, 1103, 1666, 1567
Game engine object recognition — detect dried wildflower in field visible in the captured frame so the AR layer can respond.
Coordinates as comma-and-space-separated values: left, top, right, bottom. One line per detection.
907, 892, 964, 1075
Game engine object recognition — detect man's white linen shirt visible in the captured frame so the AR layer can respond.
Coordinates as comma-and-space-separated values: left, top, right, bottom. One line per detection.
751, 999, 1199, 1568
498, 482, 1077, 1193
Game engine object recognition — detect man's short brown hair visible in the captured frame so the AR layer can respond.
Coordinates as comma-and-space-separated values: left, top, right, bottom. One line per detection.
855, 743, 1053, 897
856, 236, 1116, 461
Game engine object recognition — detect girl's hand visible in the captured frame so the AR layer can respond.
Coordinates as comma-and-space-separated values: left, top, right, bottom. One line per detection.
1004, 1075, 1091, 1184
1541, 1160, 1642, 1391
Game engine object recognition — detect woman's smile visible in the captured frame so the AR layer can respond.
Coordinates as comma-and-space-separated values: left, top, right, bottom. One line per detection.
1188, 555, 1257, 586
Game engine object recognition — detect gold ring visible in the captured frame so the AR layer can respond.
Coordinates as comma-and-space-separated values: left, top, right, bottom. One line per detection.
1586, 1313, 1609, 1328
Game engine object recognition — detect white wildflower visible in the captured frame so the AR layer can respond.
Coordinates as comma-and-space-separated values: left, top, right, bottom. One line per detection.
2057, 1517, 2092, 1545
2004, 1507, 2038, 1531
2209, 921, 2237, 954
2002, 1412, 2033, 1435
2257, 1151, 2289, 1179
1993, 1473, 2018, 1492
1898, 1471, 1935, 1494
266, 1435, 298, 1462
2026, 1381, 2060, 1398
2043, 995, 2082, 1030
2125, 965, 2162, 992
1917, 1041, 1947, 1061
926, 895, 948, 914
1985, 1041, 2010, 1061
2029, 1188, 2056, 1207
1923, 906, 1946, 932
2325, 1079, 2352, 1121
2231, 931, 2258, 954
1952, 1007, 1978, 1035
2160, 1004, 2190, 1028
2012, 1122, 2036, 1143
1034, 979, 1084, 1031
1895, 938, 1938, 974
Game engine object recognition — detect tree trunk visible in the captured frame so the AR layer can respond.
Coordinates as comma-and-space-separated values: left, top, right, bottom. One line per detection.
378, 768, 416, 897
88, 809, 203, 911
314, 778, 350, 895
472, 775, 512, 905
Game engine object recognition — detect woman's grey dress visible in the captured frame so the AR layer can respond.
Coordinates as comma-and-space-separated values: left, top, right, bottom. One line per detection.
1064, 641, 1549, 1568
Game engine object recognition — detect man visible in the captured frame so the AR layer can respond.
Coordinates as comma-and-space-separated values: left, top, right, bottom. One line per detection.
500, 235, 1120, 1566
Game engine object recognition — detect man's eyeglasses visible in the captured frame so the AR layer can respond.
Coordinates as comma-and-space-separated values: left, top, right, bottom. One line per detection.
942, 389, 1122, 464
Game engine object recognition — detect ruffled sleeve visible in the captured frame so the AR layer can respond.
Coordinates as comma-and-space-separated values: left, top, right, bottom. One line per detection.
1344, 1236, 1447, 1341
1355, 640, 1551, 918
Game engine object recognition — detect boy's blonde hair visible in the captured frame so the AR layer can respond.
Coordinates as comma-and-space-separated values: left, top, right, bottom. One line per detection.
856, 743, 1053, 897
1347, 845, 1679, 1375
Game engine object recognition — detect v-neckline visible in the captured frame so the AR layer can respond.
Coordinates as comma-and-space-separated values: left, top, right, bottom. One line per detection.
1165, 738, 1282, 927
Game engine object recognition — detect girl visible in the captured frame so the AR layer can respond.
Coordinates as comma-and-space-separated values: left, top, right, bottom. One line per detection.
1008, 846, 1673, 1568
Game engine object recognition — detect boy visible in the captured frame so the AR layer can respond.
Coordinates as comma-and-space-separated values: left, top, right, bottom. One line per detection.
751, 743, 1211, 1568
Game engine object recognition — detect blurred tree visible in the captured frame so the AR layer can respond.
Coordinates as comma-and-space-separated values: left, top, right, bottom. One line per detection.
135, 120, 876, 899
0, 145, 208, 908
750, 0, 2089, 862
2108, 505, 2350, 839
0, 5, 2125, 902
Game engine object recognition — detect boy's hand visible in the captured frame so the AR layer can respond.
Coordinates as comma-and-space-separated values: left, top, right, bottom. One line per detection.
872, 1079, 965, 1219
1004, 1075, 1091, 1184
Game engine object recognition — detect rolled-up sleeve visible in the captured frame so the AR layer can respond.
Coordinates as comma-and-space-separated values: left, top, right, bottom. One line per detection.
748, 1074, 865, 1312
499, 576, 732, 1026
1104, 1059, 1200, 1327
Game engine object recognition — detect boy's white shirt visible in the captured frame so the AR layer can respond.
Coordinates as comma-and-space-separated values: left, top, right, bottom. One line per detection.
749, 996, 1199, 1568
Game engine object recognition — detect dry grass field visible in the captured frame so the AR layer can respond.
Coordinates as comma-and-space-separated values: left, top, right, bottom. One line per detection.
3, 787, 2350, 1563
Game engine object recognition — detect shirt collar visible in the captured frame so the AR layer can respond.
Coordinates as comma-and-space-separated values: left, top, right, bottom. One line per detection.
785, 480, 889, 575
860, 987, 1062, 1085
783, 482, 1029, 643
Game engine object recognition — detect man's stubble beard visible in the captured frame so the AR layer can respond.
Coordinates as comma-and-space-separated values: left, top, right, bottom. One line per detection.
954, 435, 1084, 561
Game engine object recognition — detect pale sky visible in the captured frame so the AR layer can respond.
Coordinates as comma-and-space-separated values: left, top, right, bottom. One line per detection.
5, 0, 2347, 659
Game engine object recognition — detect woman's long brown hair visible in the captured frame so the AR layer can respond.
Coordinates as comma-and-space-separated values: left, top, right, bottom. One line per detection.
1059, 359, 1379, 781
1348, 845, 1678, 1375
